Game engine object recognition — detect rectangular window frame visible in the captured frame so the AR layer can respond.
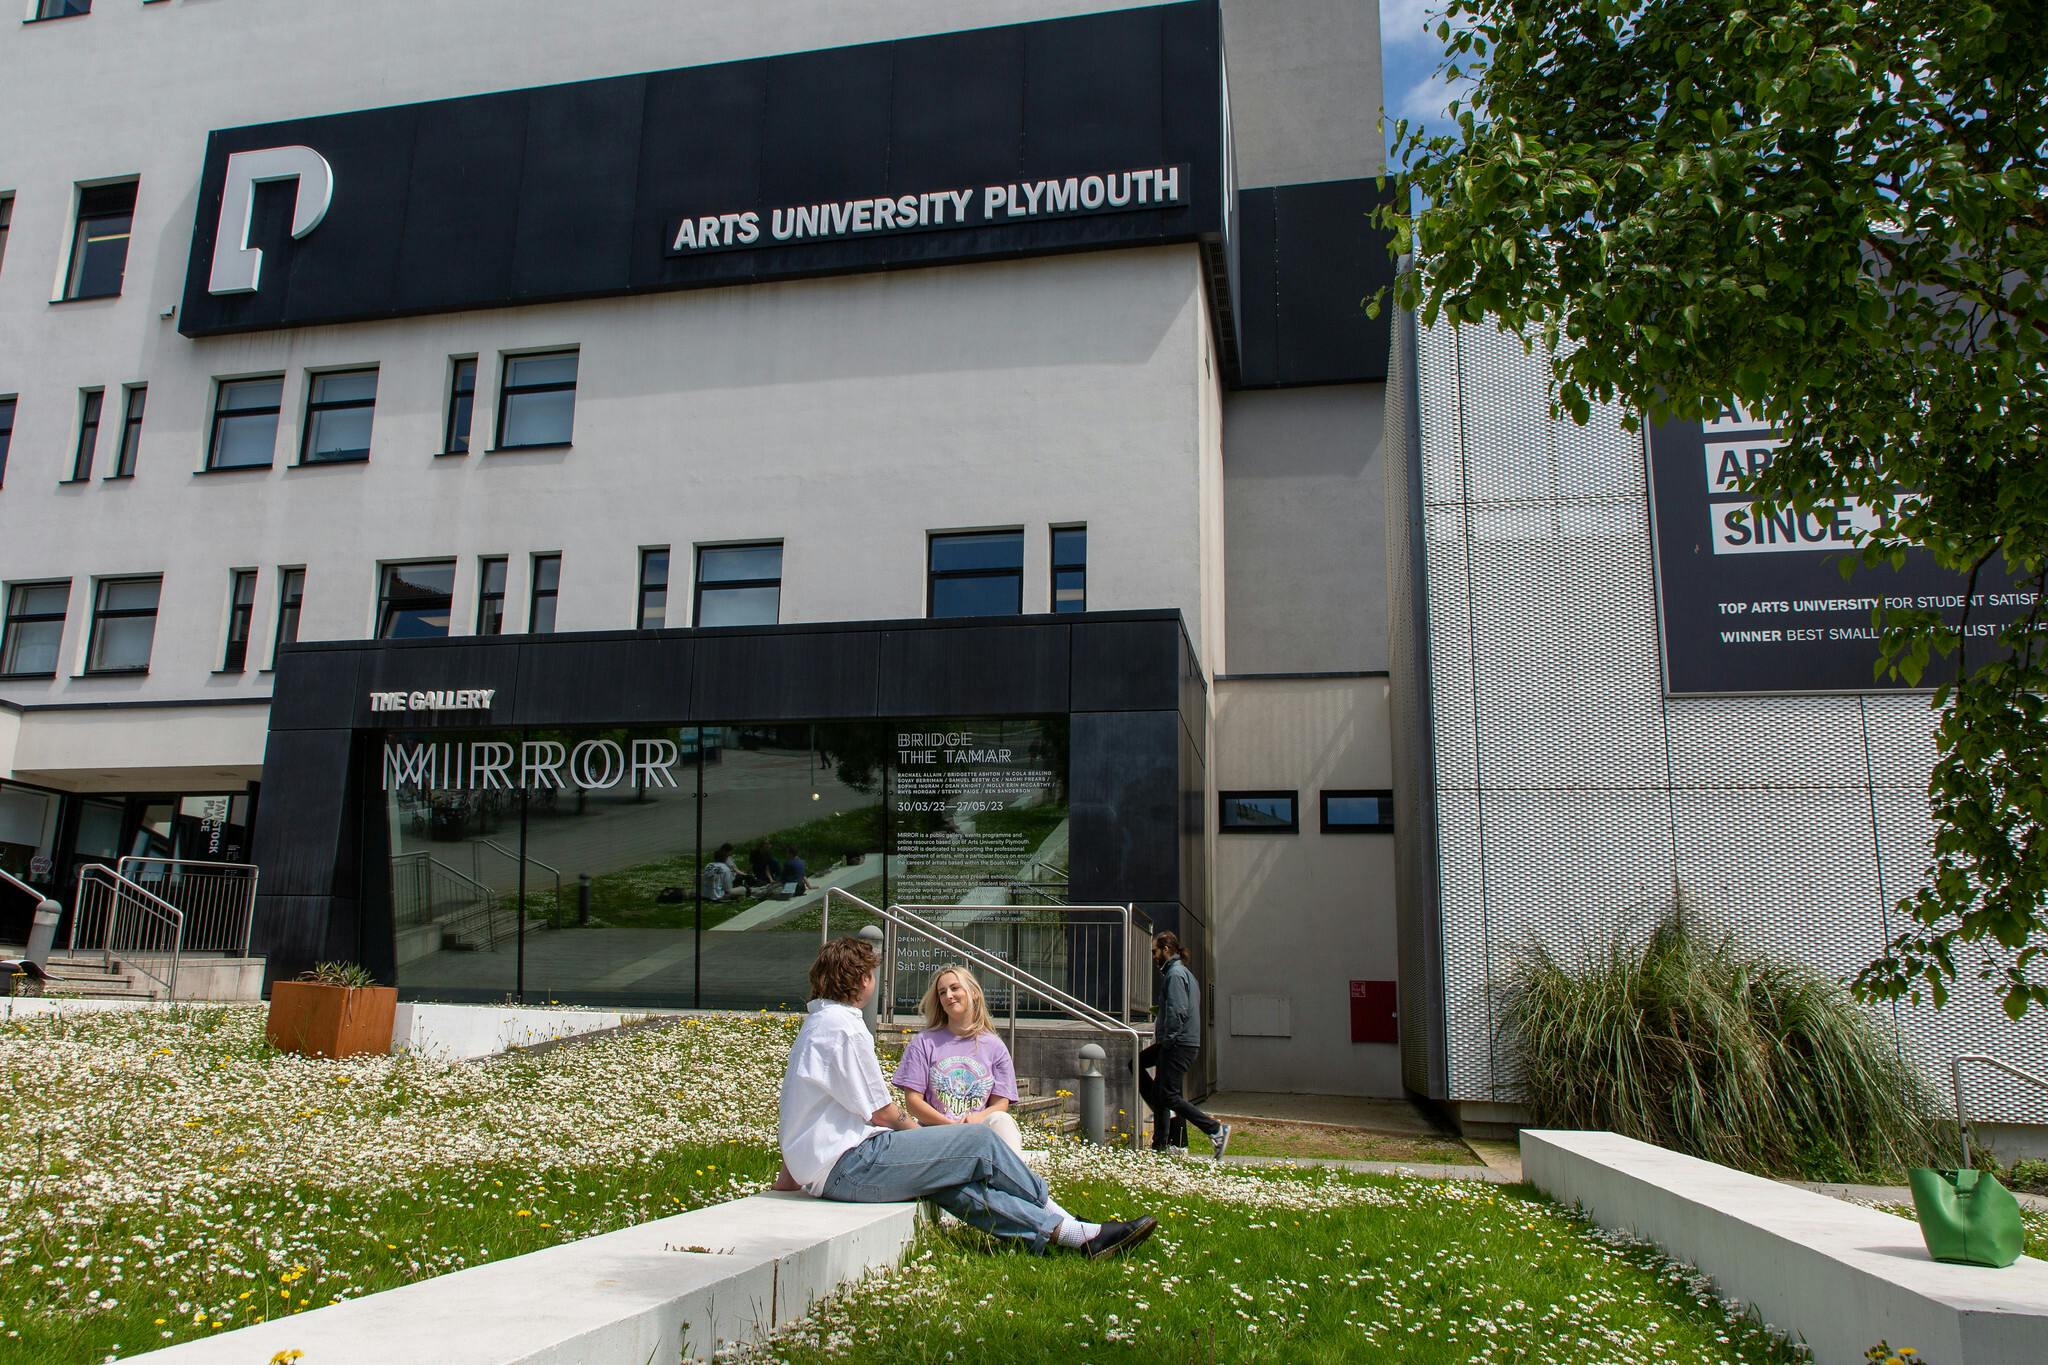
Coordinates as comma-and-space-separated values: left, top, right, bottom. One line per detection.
0, 195, 12, 278
527, 553, 562, 633
0, 579, 68, 679
927, 529, 1024, 619
298, 367, 378, 466
1320, 789, 1396, 834
637, 547, 670, 630
1051, 524, 1087, 614
441, 356, 477, 456
693, 541, 782, 628
1218, 790, 1300, 835
376, 560, 457, 641
65, 388, 102, 483
0, 395, 14, 489
269, 566, 305, 667
109, 384, 145, 479
61, 178, 135, 302
493, 349, 578, 452
475, 556, 507, 636
220, 568, 258, 673
84, 574, 161, 676
206, 374, 285, 471
31, 1, 93, 20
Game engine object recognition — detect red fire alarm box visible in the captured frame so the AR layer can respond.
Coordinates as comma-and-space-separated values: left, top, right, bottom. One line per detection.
1350, 980, 1397, 1044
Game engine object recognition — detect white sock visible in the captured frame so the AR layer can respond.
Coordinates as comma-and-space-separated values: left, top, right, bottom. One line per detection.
1054, 1217, 1101, 1248
1043, 1196, 1072, 1221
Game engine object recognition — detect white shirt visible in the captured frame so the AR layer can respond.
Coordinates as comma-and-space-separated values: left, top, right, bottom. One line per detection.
779, 998, 892, 1196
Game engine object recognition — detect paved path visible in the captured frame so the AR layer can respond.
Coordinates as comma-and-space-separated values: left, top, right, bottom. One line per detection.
1790, 1178, 2048, 1214
1219, 1153, 1516, 1182
1203, 1090, 1449, 1136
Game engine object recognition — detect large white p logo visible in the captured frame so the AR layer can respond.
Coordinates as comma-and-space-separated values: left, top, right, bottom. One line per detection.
207, 145, 335, 296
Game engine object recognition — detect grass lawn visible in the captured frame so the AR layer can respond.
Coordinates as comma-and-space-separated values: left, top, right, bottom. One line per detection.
738, 1155, 1803, 1364
7, 1004, 1846, 1365
1213, 1117, 1480, 1166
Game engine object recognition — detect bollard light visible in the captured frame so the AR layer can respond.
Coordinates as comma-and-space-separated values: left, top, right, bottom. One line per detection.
1076, 1042, 1107, 1145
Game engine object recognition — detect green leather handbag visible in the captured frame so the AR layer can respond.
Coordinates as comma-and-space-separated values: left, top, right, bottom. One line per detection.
1907, 1167, 2025, 1268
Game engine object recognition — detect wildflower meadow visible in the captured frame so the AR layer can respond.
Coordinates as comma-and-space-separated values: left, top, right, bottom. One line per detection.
0, 1002, 1941, 1363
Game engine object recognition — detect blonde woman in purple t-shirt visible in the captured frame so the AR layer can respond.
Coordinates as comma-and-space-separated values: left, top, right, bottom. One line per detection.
890, 963, 1025, 1155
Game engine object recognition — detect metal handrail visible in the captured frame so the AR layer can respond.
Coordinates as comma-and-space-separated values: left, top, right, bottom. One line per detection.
1953, 1054, 2048, 1167
0, 866, 54, 908
392, 852, 507, 946
73, 864, 184, 999
115, 857, 259, 957
823, 888, 1149, 1150
474, 840, 562, 922
892, 902, 1148, 1022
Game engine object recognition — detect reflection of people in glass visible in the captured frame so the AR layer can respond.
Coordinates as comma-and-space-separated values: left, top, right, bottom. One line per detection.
700, 843, 742, 902
891, 964, 1024, 1154
781, 847, 809, 895
749, 844, 781, 890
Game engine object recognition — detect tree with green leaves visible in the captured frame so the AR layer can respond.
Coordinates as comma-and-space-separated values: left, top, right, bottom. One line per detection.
1384, 1, 2047, 1016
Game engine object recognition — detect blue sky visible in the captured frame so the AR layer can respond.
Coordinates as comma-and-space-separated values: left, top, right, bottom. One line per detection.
1379, 0, 1468, 141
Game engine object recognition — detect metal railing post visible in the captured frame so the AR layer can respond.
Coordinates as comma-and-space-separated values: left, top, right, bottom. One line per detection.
1952, 1054, 2048, 1168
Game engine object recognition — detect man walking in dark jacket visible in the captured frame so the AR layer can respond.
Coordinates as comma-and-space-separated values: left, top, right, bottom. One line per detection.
1140, 931, 1229, 1157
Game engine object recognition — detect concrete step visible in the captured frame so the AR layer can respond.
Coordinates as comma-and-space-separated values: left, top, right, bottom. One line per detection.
1011, 1093, 1066, 1117
138, 1192, 922, 1364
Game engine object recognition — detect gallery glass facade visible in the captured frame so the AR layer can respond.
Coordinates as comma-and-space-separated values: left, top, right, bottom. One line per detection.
376, 718, 1070, 1012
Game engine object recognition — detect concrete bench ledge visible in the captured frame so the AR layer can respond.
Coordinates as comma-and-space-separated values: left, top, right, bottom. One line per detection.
138, 1192, 921, 1364
1524, 1130, 2048, 1365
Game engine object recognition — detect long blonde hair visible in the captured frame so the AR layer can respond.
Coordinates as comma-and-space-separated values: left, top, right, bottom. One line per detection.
919, 963, 997, 1036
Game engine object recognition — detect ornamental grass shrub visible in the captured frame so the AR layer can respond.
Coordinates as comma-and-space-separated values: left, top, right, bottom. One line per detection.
1500, 909, 1949, 1180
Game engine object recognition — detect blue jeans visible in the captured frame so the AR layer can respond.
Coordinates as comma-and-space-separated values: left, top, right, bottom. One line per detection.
820, 1123, 1063, 1253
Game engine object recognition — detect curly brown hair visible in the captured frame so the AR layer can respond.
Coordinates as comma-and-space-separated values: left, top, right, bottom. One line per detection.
809, 935, 879, 1003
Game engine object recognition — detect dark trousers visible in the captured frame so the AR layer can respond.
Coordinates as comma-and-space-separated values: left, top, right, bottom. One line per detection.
1139, 1041, 1217, 1149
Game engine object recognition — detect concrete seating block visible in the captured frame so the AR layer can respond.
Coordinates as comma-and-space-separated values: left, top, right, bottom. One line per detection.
1524, 1129, 2048, 1365
136, 1192, 920, 1364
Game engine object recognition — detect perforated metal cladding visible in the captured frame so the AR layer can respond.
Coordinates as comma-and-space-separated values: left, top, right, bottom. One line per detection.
1466, 509, 1668, 788
1384, 310, 1451, 1098
1406, 313, 2046, 1124
1666, 695, 1868, 788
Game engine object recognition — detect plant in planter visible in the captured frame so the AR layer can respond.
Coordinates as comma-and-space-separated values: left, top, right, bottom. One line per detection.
266, 961, 398, 1060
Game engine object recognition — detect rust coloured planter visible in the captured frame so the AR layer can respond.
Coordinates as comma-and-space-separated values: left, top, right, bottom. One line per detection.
266, 980, 398, 1059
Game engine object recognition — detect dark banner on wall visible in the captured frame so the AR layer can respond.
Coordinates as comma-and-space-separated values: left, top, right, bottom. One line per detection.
1646, 407, 2036, 694
178, 2, 1224, 337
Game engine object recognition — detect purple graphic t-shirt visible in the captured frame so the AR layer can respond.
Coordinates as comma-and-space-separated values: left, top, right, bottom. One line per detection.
890, 1026, 1020, 1118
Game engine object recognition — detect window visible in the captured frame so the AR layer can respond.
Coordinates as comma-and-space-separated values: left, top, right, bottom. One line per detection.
220, 569, 257, 672
928, 531, 1022, 618
0, 196, 12, 277
1321, 790, 1395, 833
638, 548, 669, 629
86, 576, 161, 674
1052, 526, 1087, 613
475, 556, 507, 636
0, 582, 67, 677
442, 357, 477, 454
272, 567, 304, 660
495, 351, 577, 449
110, 385, 144, 478
0, 397, 13, 487
300, 369, 377, 464
695, 543, 781, 627
1218, 791, 1299, 834
66, 389, 102, 482
377, 562, 455, 639
528, 554, 561, 633
63, 180, 135, 300
33, 1, 92, 18
207, 376, 284, 470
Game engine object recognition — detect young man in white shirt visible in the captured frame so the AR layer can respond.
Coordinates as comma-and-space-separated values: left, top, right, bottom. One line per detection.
778, 935, 1156, 1259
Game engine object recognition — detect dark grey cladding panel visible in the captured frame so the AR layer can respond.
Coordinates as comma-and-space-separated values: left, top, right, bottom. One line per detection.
1178, 628, 1208, 763
878, 624, 1070, 716
354, 640, 524, 728
512, 635, 696, 727
268, 645, 366, 732
690, 630, 881, 720
249, 893, 356, 994
1234, 178, 1398, 388
1179, 718, 1207, 926
1070, 619, 1182, 713
1068, 710, 1180, 905
248, 728, 357, 898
